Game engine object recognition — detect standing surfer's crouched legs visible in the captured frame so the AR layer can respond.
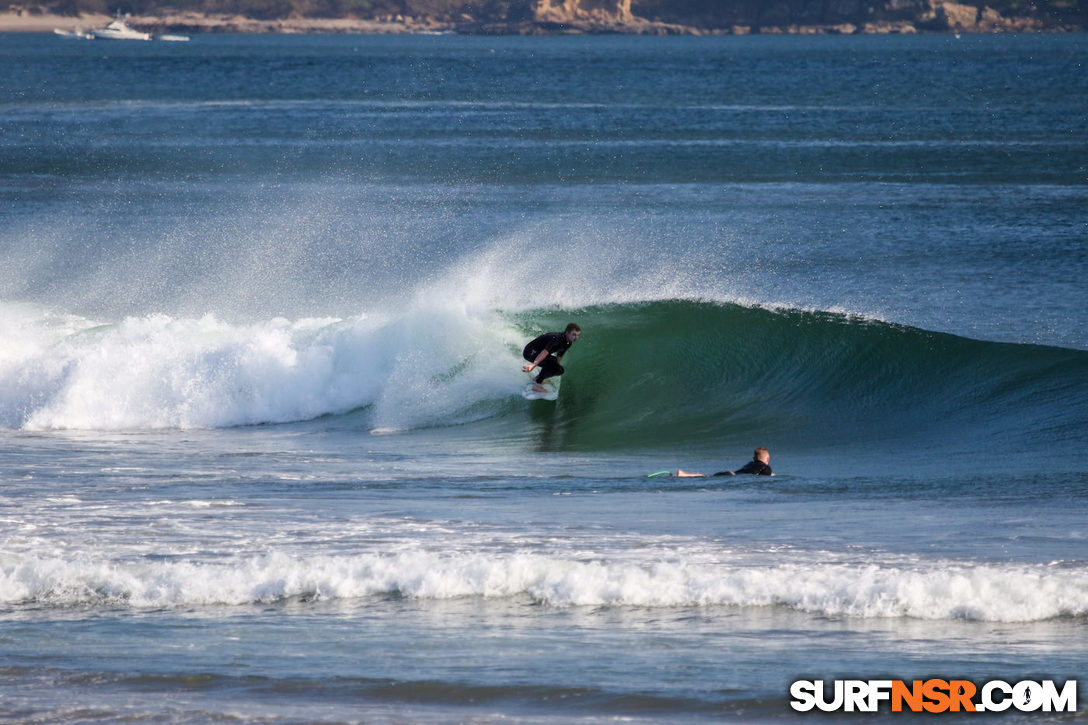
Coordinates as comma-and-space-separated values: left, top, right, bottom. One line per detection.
533, 357, 564, 391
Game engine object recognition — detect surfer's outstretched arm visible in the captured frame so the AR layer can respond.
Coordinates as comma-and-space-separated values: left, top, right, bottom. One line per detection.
521, 348, 550, 373
676, 469, 706, 478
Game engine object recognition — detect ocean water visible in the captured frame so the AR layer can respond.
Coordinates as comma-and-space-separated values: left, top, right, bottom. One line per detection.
1, 31, 1087, 723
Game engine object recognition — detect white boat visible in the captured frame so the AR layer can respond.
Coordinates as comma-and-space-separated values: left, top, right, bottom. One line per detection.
54, 19, 189, 41
89, 19, 152, 40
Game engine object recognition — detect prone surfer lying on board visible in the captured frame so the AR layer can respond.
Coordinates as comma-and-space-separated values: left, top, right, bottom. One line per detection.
522, 323, 581, 394
674, 447, 774, 477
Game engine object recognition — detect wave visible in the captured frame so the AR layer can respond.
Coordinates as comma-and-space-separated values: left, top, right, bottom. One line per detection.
3, 548, 1085, 623
538, 300, 1088, 451
2, 299, 1085, 451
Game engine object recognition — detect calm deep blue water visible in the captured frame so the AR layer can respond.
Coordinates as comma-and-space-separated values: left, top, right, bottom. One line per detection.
1, 32, 1086, 723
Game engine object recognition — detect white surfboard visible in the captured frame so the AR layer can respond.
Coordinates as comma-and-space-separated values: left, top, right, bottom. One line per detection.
522, 375, 560, 401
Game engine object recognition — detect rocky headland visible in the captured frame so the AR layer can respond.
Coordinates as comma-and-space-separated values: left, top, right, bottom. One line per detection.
3, 0, 1084, 34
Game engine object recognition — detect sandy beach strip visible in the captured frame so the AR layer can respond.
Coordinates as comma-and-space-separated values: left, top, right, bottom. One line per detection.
0, 10, 111, 32
0, 10, 442, 34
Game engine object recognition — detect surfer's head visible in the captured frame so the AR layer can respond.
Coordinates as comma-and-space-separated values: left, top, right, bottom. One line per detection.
564, 322, 581, 343
754, 447, 770, 463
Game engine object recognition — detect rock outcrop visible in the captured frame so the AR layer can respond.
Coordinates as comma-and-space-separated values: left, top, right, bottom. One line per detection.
532, 0, 633, 25
910, 0, 981, 30
629, 0, 1064, 34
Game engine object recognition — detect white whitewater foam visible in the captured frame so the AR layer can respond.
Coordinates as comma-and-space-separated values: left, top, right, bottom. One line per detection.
2, 548, 1085, 622
0, 301, 524, 431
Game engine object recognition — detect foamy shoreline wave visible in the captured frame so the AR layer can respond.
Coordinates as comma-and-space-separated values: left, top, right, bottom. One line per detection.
3, 550, 1085, 622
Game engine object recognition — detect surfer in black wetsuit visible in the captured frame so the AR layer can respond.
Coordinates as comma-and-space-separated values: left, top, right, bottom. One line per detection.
522, 323, 581, 394
676, 447, 774, 477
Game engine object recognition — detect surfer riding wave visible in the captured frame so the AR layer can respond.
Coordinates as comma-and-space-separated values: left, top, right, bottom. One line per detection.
522, 323, 581, 394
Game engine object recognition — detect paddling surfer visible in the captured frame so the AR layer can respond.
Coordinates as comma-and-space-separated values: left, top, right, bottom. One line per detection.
676, 447, 774, 477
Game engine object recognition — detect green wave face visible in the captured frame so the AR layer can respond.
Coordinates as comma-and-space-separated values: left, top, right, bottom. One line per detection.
505, 300, 1088, 453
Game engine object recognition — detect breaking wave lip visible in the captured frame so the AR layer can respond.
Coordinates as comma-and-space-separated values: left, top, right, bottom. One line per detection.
3, 550, 1086, 623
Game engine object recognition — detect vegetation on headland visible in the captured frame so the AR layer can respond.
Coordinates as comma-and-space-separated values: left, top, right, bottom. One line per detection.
13, 0, 1088, 33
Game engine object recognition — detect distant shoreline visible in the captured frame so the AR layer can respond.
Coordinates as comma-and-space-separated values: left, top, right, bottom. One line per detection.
1, 9, 1082, 36
0, 11, 432, 35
